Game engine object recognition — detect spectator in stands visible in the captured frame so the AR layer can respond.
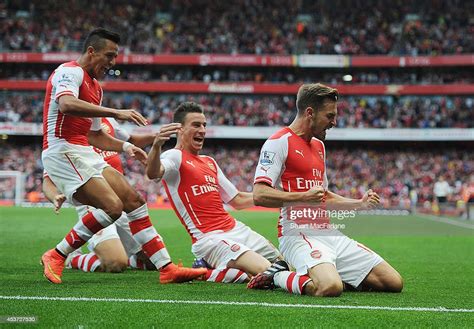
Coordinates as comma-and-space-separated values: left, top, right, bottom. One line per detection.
433, 175, 452, 215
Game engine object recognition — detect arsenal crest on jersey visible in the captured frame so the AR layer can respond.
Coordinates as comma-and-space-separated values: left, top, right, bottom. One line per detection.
207, 162, 216, 172
101, 122, 111, 134
310, 250, 322, 259
318, 150, 324, 160
231, 244, 241, 252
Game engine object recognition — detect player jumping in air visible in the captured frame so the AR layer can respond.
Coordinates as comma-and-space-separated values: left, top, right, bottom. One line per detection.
40, 28, 206, 284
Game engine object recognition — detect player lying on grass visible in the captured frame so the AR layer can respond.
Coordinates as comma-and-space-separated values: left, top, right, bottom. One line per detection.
248, 83, 403, 296
146, 102, 312, 291
42, 117, 158, 273
40, 27, 206, 284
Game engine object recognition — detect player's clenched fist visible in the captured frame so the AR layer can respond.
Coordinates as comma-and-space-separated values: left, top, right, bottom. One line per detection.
115, 109, 148, 126
361, 189, 380, 209
303, 185, 326, 203
152, 123, 182, 148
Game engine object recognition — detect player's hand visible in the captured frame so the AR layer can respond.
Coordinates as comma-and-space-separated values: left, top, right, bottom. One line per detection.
115, 109, 148, 126
125, 144, 148, 165
361, 189, 380, 209
152, 123, 182, 148
53, 194, 66, 214
302, 186, 326, 203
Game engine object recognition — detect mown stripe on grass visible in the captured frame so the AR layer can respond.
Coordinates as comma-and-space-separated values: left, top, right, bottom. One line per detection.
1, 295, 473, 313
417, 214, 474, 229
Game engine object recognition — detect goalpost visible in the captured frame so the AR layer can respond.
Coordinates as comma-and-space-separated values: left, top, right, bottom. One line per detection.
0, 170, 25, 206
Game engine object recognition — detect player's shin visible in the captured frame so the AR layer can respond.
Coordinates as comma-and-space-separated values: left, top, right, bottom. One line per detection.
56, 209, 114, 255
69, 252, 101, 272
126, 204, 171, 269
273, 271, 312, 295
203, 268, 249, 283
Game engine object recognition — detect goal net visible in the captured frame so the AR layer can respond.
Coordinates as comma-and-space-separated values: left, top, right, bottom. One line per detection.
0, 171, 25, 206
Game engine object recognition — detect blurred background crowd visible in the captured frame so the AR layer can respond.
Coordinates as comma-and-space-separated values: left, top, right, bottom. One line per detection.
0, 0, 472, 217
1, 92, 472, 128
2, 0, 473, 55
1, 143, 472, 214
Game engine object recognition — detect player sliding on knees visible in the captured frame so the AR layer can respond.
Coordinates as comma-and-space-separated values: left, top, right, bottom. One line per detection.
146, 102, 310, 292
40, 28, 206, 284
248, 83, 403, 296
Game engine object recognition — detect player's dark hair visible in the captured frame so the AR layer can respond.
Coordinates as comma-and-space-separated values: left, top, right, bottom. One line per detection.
82, 28, 121, 53
296, 83, 339, 116
173, 102, 204, 124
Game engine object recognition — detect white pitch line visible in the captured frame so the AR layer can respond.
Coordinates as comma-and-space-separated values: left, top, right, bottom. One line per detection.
417, 214, 474, 230
1, 295, 473, 313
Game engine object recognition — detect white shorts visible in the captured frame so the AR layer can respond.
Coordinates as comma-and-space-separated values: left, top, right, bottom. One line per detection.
279, 230, 383, 288
192, 221, 281, 270
77, 205, 141, 257
42, 143, 109, 205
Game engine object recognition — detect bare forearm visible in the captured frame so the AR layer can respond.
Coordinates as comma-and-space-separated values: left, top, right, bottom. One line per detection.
59, 96, 119, 118
88, 130, 125, 152
146, 143, 163, 179
128, 134, 155, 149
325, 191, 363, 210
253, 184, 307, 208
42, 177, 60, 203
229, 192, 254, 210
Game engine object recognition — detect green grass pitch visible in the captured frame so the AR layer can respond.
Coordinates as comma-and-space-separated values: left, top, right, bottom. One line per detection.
0, 206, 473, 328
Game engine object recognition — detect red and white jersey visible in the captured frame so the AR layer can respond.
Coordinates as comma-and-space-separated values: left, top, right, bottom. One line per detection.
160, 149, 238, 243
254, 127, 329, 237
42, 61, 103, 150
93, 118, 130, 174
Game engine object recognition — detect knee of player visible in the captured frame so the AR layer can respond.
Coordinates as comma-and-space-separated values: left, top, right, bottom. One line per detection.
104, 199, 124, 219
123, 190, 146, 209
315, 281, 343, 297
387, 273, 404, 293
102, 258, 128, 273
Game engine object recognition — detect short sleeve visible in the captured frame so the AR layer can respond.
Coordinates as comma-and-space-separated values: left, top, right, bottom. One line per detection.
108, 118, 130, 141
213, 159, 238, 203
160, 149, 182, 182
254, 138, 288, 187
52, 65, 83, 102
90, 118, 102, 131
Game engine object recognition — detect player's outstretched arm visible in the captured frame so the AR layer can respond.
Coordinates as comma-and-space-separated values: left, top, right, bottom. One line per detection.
42, 176, 66, 214
146, 123, 182, 180
128, 133, 156, 149
325, 189, 380, 210
228, 192, 254, 210
253, 183, 325, 208
58, 95, 147, 126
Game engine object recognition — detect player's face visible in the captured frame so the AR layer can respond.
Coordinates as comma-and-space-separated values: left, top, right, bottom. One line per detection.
89, 39, 119, 79
181, 113, 207, 154
310, 100, 337, 141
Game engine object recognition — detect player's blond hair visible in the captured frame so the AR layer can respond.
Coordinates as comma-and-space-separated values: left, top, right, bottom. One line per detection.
296, 83, 339, 115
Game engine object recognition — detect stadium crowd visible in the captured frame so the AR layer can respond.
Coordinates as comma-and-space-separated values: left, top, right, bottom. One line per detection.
2, 92, 472, 128
3, 66, 473, 85
1, 0, 472, 55
1, 143, 471, 211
